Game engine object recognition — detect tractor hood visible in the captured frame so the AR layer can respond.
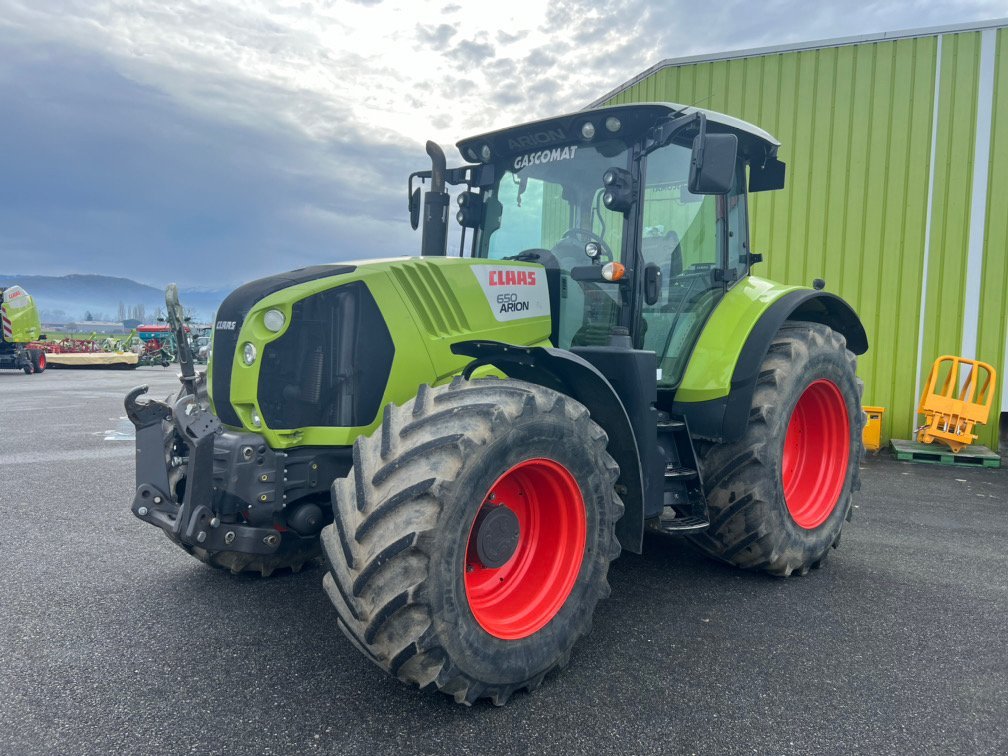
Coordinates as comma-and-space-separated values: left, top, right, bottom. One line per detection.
207, 257, 553, 448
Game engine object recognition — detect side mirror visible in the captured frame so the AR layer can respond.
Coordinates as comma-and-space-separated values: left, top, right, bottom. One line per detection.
409, 187, 421, 230
688, 132, 738, 195
644, 263, 662, 305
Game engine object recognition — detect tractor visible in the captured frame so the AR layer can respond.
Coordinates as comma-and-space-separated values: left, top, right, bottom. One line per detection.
126, 102, 866, 705
0, 285, 47, 374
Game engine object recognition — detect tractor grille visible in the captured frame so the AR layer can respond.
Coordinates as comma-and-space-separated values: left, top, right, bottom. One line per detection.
211, 264, 356, 428
257, 282, 394, 429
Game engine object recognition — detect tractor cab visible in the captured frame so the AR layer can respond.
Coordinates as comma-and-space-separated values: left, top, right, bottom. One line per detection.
413, 103, 786, 394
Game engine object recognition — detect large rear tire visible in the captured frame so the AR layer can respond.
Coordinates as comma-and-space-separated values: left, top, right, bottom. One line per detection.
320, 378, 622, 705
688, 322, 863, 576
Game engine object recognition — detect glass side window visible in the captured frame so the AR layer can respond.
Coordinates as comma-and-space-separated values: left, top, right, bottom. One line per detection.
639, 142, 737, 387
479, 140, 630, 348
486, 177, 564, 259
726, 162, 749, 269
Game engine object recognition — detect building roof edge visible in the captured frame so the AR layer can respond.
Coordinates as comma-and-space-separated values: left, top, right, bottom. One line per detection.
588, 17, 1008, 108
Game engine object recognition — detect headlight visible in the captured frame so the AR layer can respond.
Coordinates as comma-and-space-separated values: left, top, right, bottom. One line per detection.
263, 309, 285, 332
242, 342, 257, 365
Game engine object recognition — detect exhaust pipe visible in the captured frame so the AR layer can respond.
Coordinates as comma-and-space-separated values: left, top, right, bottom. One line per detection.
420, 141, 449, 256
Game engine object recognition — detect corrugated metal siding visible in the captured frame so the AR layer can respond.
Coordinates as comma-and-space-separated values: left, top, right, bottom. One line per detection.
605, 35, 946, 446
977, 28, 1008, 436
919, 32, 982, 437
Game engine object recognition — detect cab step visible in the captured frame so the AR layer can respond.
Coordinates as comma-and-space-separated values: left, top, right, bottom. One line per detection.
664, 464, 698, 480
650, 507, 710, 534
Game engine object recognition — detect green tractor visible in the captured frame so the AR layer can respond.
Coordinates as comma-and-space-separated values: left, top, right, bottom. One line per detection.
127, 102, 866, 704
0, 285, 47, 374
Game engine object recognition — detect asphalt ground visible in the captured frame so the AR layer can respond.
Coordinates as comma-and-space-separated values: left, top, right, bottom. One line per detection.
1, 367, 1006, 755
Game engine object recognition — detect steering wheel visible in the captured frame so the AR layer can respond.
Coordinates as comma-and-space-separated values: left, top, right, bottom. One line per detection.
560, 228, 614, 262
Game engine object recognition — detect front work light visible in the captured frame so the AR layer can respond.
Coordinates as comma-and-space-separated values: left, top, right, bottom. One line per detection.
601, 167, 634, 213
456, 191, 482, 228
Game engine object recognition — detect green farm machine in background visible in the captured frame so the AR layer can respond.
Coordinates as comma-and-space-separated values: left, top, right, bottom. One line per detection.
127, 103, 867, 704
0, 285, 47, 374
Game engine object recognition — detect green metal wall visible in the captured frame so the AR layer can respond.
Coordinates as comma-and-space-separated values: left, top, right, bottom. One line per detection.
601, 25, 1007, 449
977, 29, 1008, 449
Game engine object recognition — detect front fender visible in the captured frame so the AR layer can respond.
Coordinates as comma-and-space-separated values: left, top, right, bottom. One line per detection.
452, 340, 646, 554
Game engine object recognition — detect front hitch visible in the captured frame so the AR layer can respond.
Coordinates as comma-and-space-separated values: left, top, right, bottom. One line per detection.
124, 385, 286, 557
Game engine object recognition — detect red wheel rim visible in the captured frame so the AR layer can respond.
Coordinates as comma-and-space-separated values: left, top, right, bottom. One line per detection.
37, 353, 46, 369
464, 458, 586, 640
782, 379, 850, 529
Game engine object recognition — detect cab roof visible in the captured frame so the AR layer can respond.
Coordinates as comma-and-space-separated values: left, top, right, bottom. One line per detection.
456, 102, 781, 164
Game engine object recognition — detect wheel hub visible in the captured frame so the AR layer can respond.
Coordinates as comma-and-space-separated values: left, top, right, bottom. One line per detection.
463, 458, 587, 640
474, 505, 520, 568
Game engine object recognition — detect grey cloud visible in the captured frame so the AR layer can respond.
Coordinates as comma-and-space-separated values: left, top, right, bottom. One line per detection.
522, 47, 559, 70
450, 39, 497, 66
497, 30, 527, 45
481, 57, 518, 78
416, 23, 457, 46
488, 85, 524, 108
429, 114, 451, 130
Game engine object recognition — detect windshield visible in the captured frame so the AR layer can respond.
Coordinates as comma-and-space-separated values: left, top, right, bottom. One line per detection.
477, 139, 631, 348
479, 139, 630, 264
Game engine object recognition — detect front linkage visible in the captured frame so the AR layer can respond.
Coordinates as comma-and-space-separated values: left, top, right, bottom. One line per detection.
125, 285, 338, 575
124, 384, 337, 573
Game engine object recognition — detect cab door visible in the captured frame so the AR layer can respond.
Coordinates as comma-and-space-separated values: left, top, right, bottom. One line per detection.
636, 142, 748, 389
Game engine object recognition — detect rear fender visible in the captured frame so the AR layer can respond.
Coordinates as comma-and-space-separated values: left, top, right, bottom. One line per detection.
673, 289, 868, 442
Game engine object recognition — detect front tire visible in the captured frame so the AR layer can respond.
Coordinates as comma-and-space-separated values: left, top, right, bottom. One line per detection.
688, 322, 863, 576
320, 378, 622, 705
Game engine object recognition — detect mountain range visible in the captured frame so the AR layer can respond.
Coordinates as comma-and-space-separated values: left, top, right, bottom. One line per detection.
0, 273, 228, 323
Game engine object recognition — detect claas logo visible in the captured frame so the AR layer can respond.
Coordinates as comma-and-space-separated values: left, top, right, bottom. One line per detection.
489, 269, 537, 287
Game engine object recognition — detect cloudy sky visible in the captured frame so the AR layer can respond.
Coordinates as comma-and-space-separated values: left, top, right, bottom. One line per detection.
0, 1, 1003, 288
